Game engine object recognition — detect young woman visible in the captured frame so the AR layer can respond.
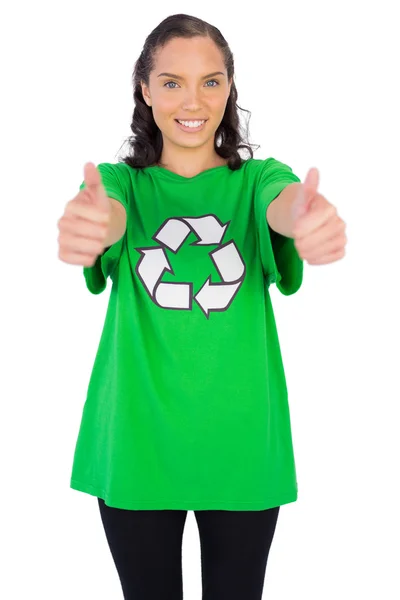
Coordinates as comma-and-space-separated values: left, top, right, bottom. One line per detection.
58, 13, 346, 600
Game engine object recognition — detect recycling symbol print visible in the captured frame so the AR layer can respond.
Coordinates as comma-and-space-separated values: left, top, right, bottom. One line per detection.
135, 214, 246, 318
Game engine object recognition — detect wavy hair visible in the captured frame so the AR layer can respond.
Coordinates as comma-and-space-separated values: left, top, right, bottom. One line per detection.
116, 13, 259, 170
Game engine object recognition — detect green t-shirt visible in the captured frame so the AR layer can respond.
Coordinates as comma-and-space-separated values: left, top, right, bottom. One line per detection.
70, 157, 303, 510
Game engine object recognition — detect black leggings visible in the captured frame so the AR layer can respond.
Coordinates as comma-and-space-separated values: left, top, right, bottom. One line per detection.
98, 497, 280, 600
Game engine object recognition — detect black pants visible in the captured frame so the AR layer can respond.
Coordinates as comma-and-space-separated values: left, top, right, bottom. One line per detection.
98, 497, 280, 600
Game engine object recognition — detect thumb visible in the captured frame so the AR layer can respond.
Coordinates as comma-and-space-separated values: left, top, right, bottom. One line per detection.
83, 162, 109, 208
291, 167, 319, 222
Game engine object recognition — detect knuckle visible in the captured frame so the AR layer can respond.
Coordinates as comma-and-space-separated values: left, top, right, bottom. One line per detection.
59, 214, 69, 229
100, 211, 111, 227
64, 203, 74, 218
86, 255, 97, 267
329, 205, 337, 218
97, 224, 108, 241
58, 249, 70, 263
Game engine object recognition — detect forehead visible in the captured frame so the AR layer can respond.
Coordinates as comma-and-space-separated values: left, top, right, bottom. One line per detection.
153, 36, 225, 74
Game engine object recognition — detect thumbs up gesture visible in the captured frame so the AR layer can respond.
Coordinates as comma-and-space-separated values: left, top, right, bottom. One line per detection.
291, 168, 347, 265
57, 163, 112, 267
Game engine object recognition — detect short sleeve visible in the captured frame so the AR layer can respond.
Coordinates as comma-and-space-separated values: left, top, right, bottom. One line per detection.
78, 163, 128, 295
255, 158, 303, 296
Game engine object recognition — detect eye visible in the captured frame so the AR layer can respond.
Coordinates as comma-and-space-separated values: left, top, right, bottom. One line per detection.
163, 79, 220, 89
164, 81, 179, 89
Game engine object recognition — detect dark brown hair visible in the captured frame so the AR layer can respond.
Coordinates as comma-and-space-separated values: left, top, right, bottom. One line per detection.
116, 13, 259, 170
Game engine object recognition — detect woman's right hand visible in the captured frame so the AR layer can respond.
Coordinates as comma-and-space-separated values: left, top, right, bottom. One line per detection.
57, 163, 112, 267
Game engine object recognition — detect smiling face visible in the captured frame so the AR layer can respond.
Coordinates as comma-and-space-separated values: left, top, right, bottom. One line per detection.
141, 36, 232, 166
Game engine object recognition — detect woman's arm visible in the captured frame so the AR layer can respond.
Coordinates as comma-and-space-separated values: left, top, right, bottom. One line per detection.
266, 183, 302, 238
104, 198, 127, 247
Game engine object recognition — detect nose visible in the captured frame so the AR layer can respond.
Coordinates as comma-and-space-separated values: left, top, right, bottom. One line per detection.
181, 87, 203, 110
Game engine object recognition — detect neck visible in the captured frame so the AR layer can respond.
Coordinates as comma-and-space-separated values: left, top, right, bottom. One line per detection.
157, 135, 228, 177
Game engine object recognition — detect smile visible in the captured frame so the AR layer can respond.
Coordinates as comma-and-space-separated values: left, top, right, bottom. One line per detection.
175, 119, 207, 132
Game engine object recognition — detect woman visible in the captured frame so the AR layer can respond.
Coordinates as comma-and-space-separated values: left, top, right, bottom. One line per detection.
58, 12, 346, 600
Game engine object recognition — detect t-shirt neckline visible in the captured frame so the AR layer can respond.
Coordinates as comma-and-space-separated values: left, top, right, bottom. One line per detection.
145, 163, 231, 182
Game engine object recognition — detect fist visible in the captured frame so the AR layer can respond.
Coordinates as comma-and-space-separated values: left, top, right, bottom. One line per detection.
57, 163, 112, 267
292, 168, 347, 266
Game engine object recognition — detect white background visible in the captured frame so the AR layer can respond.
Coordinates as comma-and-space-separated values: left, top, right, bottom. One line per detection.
2, 0, 399, 598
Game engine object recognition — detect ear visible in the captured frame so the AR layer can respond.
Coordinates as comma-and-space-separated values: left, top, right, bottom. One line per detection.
141, 82, 152, 107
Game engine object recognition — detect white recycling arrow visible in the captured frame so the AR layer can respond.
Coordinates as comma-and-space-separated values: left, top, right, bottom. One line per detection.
194, 278, 242, 317
210, 241, 245, 282
136, 247, 172, 296
155, 282, 192, 309
154, 215, 228, 251
154, 219, 191, 252
136, 214, 246, 315
182, 216, 228, 245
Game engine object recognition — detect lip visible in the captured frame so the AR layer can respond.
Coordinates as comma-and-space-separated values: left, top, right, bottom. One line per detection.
175, 119, 208, 133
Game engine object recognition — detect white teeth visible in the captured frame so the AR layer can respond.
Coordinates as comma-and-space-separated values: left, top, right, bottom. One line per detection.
177, 120, 205, 128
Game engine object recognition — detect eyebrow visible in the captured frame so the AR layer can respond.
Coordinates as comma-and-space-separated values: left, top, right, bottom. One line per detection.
157, 71, 225, 80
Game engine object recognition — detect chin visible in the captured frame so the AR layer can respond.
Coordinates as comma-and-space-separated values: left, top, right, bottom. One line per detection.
171, 129, 214, 147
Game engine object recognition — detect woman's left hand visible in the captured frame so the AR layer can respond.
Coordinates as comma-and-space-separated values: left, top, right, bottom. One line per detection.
291, 168, 347, 265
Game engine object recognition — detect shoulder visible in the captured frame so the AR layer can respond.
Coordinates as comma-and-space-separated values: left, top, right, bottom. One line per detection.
251, 157, 301, 186
241, 157, 279, 176
238, 157, 279, 185
95, 162, 141, 195
97, 161, 135, 179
